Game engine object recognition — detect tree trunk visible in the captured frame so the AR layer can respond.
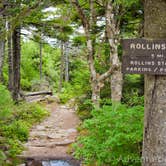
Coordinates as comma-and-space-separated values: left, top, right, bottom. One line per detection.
142, 0, 166, 165
0, 15, 6, 83
91, 81, 100, 109
110, 47, 122, 103
8, 22, 13, 91
58, 41, 64, 93
12, 26, 21, 102
39, 41, 42, 80
0, 40, 5, 83
105, 1, 123, 103
64, 42, 69, 82
111, 70, 123, 103
87, 38, 100, 108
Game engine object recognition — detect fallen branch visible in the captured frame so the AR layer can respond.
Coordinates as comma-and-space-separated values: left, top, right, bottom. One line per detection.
24, 91, 53, 97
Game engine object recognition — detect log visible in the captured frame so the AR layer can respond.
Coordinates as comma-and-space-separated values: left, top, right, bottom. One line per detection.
24, 91, 53, 97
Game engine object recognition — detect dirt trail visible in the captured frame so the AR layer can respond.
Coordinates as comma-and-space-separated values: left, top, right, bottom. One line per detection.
21, 102, 80, 164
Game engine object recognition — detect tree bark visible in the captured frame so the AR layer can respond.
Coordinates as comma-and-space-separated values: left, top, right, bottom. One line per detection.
12, 26, 21, 102
87, 0, 101, 108
39, 41, 42, 80
64, 42, 69, 82
87, 37, 100, 108
111, 70, 123, 102
0, 40, 5, 83
58, 41, 64, 93
110, 45, 122, 103
142, 0, 166, 165
0, 15, 6, 83
8, 22, 13, 91
105, 1, 122, 103
91, 81, 100, 108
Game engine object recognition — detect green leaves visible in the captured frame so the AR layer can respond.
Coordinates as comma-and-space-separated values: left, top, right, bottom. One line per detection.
0, 150, 7, 162
0, 84, 49, 165
74, 104, 144, 165
114, 0, 140, 7
0, 85, 13, 107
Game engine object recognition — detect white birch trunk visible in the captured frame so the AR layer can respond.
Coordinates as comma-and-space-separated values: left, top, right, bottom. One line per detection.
106, 2, 123, 103
110, 39, 122, 103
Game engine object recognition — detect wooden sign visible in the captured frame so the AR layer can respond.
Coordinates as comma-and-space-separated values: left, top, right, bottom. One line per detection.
122, 39, 166, 75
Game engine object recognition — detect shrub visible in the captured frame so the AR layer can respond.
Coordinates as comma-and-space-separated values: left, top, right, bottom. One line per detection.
0, 85, 13, 108
123, 89, 144, 107
74, 104, 144, 166
21, 78, 32, 91
59, 59, 90, 104
123, 74, 144, 107
59, 84, 74, 103
0, 84, 49, 165
2, 120, 29, 142
15, 103, 49, 125
76, 98, 93, 120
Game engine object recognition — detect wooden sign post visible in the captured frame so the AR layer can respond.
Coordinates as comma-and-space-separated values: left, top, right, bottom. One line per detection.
122, 0, 166, 165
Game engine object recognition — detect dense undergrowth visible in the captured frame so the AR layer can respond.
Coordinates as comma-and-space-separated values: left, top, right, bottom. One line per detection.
0, 85, 49, 166
71, 74, 144, 166
74, 104, 144, 166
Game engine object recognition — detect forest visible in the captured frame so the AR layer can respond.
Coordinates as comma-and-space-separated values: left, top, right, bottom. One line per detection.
0, 0, 162, 166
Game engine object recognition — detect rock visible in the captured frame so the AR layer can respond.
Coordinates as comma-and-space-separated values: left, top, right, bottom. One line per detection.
67, 128, 77, 133
59, 105, 69, 110
18, 164, 26, 166
47, 134, 62, 139
45, 126, 51, 129
46, 96, 60, 103
26, 160, 42, 166
36, 126, 45, 130
30, 131, 48, 138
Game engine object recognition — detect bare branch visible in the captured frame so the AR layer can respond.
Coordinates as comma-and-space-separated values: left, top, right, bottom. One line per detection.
98, 64, 120, 82
70, 0, 90, 33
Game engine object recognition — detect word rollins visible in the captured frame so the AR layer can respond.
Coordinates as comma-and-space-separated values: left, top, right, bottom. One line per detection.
130, 43, 166, 50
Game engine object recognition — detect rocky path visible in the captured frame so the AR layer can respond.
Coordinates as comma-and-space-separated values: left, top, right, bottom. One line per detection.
21, 102, 80, 165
